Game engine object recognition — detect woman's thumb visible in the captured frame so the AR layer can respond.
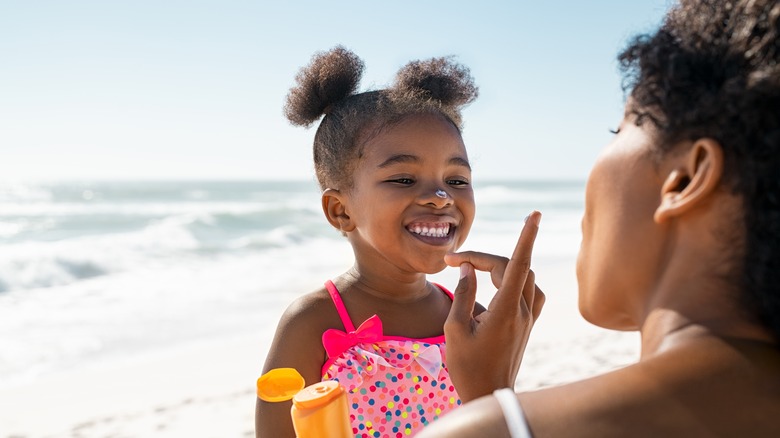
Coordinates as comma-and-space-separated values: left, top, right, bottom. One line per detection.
447, 263, 477, 325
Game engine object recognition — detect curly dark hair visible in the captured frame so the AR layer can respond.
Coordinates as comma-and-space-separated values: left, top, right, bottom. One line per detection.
619, 0, 780, 341
284, 46, 478, 191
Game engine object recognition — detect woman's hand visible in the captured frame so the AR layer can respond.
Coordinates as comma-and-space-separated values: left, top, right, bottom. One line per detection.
443, 211, 545, 402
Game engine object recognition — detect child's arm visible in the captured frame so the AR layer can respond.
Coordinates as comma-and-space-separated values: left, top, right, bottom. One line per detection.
255, 292, 333, 438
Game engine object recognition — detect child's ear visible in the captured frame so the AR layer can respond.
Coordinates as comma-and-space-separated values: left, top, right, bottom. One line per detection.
322, 188, 355, 232
654, 138, 724, 223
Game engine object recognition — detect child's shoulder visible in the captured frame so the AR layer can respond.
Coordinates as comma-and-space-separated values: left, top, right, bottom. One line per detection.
263, 285, 343, 384
278, 285, 343, 331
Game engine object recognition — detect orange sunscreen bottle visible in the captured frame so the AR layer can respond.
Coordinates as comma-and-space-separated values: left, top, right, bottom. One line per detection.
290, 380, 351, 438
257, 368, 351, 438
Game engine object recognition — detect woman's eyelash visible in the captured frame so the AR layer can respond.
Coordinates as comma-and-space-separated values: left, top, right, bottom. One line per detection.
609, 127, 621, 134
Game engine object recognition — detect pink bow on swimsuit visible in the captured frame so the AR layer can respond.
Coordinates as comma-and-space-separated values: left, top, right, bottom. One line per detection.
322, 314, 383, 358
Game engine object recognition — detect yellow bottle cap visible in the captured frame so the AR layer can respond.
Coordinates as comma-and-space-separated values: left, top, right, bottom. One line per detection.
292, 381, 345, 410
256, 368, 306, 402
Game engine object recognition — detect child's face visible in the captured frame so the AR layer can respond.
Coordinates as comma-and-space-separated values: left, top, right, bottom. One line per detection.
344, 113, 475, 275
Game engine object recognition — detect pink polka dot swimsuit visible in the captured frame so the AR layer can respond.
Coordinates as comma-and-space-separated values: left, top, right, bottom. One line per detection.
321, 280, 461, 437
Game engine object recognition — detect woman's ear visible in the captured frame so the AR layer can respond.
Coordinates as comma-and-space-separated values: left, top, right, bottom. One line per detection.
654, 138, 724, 223
322, 188, 355, 233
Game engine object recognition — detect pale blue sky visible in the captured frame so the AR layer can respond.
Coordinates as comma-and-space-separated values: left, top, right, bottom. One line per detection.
1, 0, 671, 181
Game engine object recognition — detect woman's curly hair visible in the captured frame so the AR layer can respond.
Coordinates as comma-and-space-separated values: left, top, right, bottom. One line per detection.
284, 46, 478, 191
619, 0, 780, 341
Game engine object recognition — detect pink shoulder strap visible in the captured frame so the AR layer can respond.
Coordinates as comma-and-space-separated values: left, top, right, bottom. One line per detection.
432, 283, 454, 301
324, 280, 356, 332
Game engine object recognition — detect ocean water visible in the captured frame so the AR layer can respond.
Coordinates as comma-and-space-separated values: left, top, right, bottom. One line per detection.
0, 179, 585, 388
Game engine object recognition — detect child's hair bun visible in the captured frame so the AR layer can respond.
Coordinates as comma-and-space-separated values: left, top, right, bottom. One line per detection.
393, 57, 478, 108
284, 46, 365, 127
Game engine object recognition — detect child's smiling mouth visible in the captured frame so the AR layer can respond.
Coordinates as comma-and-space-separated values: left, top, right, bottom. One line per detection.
406, 221, 454, 242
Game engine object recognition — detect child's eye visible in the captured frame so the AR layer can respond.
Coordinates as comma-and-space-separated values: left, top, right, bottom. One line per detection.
447, 179, 469, 186
388, 178, 415, 185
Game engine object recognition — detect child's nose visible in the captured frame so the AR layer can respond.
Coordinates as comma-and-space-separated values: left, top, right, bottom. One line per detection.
419, 187, 453, 208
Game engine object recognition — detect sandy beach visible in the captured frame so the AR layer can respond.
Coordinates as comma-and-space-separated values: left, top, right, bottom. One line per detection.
1, 258, 640, 438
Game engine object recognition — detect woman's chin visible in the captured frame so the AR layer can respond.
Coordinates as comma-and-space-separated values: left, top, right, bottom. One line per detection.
579, 301, 638, 331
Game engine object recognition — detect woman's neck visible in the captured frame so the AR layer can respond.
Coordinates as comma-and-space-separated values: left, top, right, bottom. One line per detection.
635, 216, 776, 357
638, 293, 776, 359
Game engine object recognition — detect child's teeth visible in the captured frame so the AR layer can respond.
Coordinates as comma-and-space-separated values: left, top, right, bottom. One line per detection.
409, 224, 450, 237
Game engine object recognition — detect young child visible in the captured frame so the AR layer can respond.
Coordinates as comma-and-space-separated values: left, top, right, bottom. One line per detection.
255, 46, 481, 438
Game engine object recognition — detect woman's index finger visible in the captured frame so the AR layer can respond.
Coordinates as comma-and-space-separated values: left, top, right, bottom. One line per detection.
490, 211, 541, 311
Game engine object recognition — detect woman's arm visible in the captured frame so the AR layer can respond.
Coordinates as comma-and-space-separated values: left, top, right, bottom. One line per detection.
418, 392, 513, 438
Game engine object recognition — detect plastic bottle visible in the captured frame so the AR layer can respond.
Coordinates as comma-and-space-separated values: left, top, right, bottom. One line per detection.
257, 368, 352, 438
290, 380, 351, 438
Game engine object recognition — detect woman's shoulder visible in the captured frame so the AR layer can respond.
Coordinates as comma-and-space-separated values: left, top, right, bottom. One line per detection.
517, 338, 780, 437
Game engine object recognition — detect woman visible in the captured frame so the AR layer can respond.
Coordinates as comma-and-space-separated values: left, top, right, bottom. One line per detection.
421, 0, 780, 436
